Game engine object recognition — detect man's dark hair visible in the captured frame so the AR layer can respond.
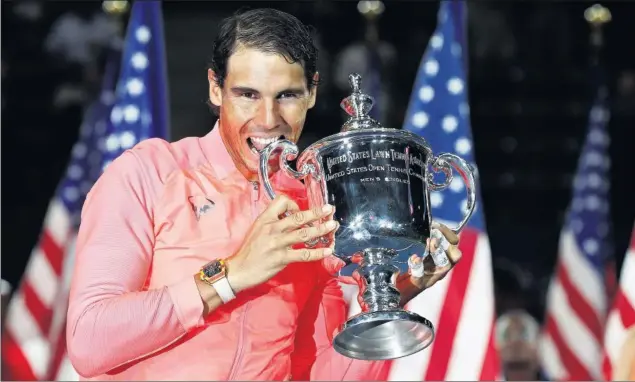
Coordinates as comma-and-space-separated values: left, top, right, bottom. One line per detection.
208, 8, 319, 90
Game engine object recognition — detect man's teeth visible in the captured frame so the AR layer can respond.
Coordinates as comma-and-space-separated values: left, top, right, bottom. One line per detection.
251, 137, 280, 146
249, 136, 283, 153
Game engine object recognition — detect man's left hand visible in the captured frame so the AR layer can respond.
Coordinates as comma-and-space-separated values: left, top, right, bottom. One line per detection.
402, 221, 462, 291
336, 222, 463, 308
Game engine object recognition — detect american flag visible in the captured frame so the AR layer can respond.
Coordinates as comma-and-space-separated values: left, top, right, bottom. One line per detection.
1, 2, 168, 380
539, 73, 613, 380
341, 1, 501, 380
602, 224, 635, 380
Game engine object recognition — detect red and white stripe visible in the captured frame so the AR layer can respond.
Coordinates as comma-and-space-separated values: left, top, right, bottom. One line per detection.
340, 227, 501, 380
602, 225, 635, 381
2, 199, 80, 381
540, 229, 608, 380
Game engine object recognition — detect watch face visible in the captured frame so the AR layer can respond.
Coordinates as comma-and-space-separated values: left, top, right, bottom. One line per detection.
203, 261, 223, 278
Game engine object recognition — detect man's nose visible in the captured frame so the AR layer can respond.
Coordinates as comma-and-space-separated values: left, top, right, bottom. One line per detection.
254, 99, 281, 130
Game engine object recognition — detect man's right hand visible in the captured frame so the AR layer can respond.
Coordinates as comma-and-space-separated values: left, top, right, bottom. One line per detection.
225, 194, 339, 294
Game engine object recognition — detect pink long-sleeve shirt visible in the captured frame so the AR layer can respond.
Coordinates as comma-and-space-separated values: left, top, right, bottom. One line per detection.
66, 124, 388, 380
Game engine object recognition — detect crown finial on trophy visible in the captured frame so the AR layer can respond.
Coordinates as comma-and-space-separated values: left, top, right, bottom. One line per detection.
349, 73, 362, 93
340, 73, 383, 131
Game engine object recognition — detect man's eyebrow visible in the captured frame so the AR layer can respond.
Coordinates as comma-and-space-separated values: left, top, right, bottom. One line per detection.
229, 86, 307, 96
277, 87, 306, 95
230, 86, 260, 94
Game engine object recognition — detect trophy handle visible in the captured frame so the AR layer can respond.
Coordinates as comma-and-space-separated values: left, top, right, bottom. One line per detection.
259, 139, 325, 248
259, 139, 315, 199
427, 153, 477, 234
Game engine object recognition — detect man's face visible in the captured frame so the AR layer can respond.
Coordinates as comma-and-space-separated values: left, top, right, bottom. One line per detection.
209, 46, 317, 181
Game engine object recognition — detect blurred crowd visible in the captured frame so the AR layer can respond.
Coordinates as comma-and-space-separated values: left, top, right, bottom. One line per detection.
2, 1, 123, 289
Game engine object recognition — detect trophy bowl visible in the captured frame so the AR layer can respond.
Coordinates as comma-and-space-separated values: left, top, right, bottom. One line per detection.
259, 73, 477, 361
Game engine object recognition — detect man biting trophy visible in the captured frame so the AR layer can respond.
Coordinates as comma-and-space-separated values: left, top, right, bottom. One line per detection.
66, 8, 474, 380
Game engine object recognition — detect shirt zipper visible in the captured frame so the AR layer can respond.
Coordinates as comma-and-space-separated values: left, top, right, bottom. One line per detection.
228, 181, 259, 380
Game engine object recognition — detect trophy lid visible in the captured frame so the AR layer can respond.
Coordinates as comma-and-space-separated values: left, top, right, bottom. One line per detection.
340, 73, 384, 132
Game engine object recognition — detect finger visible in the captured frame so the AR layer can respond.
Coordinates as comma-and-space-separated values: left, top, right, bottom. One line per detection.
263, 194, 300, 221
430, 229, 451, 252
281, 220, 339, 246
285, 246, 334, 264
422, 244, 458, 283
408, 254, 424, 278
322, 207, 338, 243
431, 221, 459, 245
429, 246, 451, 268
427, 238, 439, 253
446, 246, 462, 266
275, 204, 334, 232
428, 229, 454, 267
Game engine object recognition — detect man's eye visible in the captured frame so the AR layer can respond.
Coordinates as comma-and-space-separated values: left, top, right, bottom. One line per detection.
241, 92, 256, 99
279, 92, 298, 99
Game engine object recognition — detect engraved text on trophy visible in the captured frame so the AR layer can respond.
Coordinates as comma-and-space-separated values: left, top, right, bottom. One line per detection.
323, 146, 427, 184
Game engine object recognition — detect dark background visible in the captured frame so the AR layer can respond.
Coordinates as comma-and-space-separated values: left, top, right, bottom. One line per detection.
2, 1, 635, 320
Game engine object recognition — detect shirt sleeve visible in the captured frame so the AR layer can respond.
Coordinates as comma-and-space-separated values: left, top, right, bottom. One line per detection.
66, 149, 205, 378
290, 267, 390, 381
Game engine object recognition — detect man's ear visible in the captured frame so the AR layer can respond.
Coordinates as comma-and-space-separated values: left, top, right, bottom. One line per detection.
307, 72, 319, 109
208, 69, 222, 107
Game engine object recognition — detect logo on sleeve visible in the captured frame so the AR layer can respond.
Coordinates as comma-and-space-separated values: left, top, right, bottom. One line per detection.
189, 195, 215, 221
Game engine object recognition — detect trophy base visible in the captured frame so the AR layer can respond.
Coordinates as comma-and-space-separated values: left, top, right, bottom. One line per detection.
333, 309, 434, 360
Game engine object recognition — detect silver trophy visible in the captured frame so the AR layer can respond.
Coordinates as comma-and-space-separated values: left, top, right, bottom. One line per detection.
259, 73, 477, 360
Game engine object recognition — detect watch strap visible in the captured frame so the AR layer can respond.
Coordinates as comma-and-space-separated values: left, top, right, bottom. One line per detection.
211, 276, 236, 304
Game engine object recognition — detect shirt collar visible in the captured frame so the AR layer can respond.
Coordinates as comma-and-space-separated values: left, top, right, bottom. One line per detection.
199, 120, 236, 180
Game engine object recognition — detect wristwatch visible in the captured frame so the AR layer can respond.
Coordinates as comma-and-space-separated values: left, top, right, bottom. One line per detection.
199, 259, 236, 304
